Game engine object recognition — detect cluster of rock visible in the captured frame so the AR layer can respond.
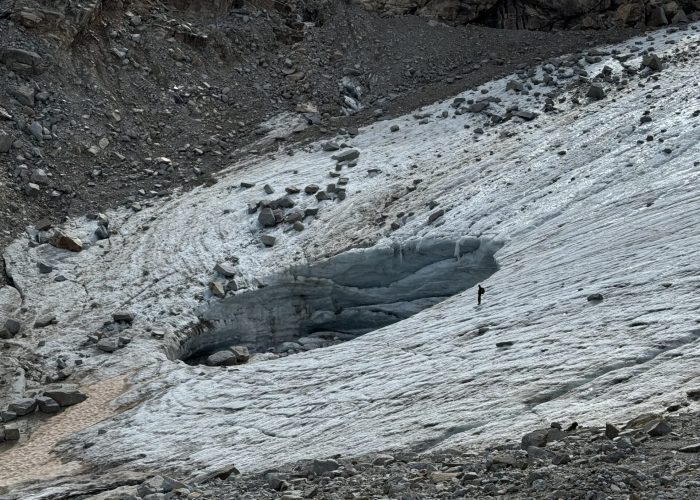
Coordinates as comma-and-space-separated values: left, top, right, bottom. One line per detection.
188, 399, 700, 499
357, 0, 700, 30
1, 384, 87, 443
85, 310, 136, 353
239, 146, 359, 249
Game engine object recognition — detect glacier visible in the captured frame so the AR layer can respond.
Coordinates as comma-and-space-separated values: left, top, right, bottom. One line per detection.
1, 22, 699, 487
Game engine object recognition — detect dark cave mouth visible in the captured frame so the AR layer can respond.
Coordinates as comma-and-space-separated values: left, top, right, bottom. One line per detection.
176, 237, 501, 365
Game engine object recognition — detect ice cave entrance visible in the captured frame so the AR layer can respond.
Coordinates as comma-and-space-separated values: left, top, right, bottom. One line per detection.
177, 237, 500, 365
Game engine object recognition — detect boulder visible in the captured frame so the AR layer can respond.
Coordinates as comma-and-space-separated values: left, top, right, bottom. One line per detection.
49, 232, 83, 252
9, 85, 35, 107
112, 311, 135, 323
521, 429, 549, 449
642, 53, 663, 72
96, 338, 120, 352
9, 398, 37, 416
3, 426, 20, 441
303, 458, 340, 476
605, 422, 620, 439
1, 411, 17, 422
331, 149, 360, 162
587, 85, 606, 100
645, 418, 672, 436
34, 314, 57, 328
44, 386, 88, 407
260, 235, 276, 247
1, 318, 21, 339
0, 132, 13, 153
258, 208, 277, 227
214, 263, 237, 278
36, 396, 60, 414
230, 345, 250, 363
206, 350, 238, 367
647, 6, 668, 26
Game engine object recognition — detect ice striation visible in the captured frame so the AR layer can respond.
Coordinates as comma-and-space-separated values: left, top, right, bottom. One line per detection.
2, 23, 700, 483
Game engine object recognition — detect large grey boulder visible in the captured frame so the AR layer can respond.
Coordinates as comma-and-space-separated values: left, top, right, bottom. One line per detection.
258, 208, 277, 227
43, 385, 87, 407
206, 350, 238, 367
36, 396, 60, 414
9, 398, 37, 416
1, 318, 21, 339
331, 148, 360, 162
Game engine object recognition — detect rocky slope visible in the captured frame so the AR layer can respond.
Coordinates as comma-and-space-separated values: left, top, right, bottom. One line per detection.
0, 0, 639, 288
357, 0, 700, 30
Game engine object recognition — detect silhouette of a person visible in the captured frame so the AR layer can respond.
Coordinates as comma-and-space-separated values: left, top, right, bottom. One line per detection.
477, 284, 485, 306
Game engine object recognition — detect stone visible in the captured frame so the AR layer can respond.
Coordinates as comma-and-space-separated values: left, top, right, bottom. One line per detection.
206, 350, 238, 366
0, 411, 17, 422
587, 85, 606, 100
0, 132, 13, 153
43, 386, 87, 407
137, 476, 168, 497
36, 396, 60, 414
214, 263, 236, 278
49, 232, 83, 252
552, 452, 570, 465
304, 458, 340, 476
263, 184, 274, 194
29, 121, 44, 141
515, 110, 538, 121
625, 413, 662, 429
431, 472, 460, 482
258, 208, 277, 227
648, 6, 668, 26
10, 85, 35, 107
231, 345, 250, 363
316, 191, 329, 201
95, 225, 110, 240
113, 311, 135, 323
285, 186, 300, 194
331, 149, 360, 162
261, 235, 276, 247
645, 419, 672, 436
304, 184, 319, 194
2, 318, 21, 337
34, 315, 57, 328
521, 429, 549, 449
587, 293, 604, 301
679, 443, 700, 453
321, 141, 340, 151
527, 446, 554, 460
96, 338, 120, 352
293, 222, 305, 231
0, 48, 43, 74
642, 53, 663, 72
605, 422, 620, 439
428, 209, 445, 224
209, 281, 226, 298
9, 398, 37, 416
304, 207, 319, 217
469, 101, 490, 112
390, 125, 400, 132
506, 79, 524, 92
26, 183, 41, 196
3, 426, 20, 441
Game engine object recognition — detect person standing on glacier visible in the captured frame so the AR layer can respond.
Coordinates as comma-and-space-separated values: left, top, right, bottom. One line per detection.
477, 284, 485, 306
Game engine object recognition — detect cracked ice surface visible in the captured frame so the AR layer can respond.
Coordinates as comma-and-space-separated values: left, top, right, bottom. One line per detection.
4, 24, 700, 478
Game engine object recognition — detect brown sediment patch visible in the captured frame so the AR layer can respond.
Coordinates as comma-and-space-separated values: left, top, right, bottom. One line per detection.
0, 375, 129, 490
